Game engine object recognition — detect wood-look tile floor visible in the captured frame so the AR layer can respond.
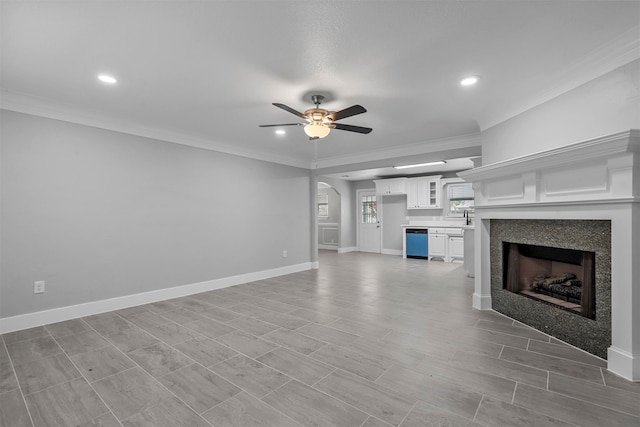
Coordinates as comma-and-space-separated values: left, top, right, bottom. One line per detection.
1, 251, 638, 426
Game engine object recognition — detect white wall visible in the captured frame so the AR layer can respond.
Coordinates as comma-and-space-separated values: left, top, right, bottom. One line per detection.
482, 59, 640, 164
0, 110, 312, 319
380, 195, 406, 253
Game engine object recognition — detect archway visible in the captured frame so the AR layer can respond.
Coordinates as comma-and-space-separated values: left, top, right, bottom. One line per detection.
317, 182, 341, 250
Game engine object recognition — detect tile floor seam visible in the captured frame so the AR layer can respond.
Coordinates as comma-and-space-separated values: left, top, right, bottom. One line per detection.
512, 386, 640, 426
396, 400, 419, 427
2, 329, 53, 346
154, 384, 219, 425
3, 337, 37, 427
118, 401, 214, 427
497, 345, 505, 359
252, 386, 321, 427
117, 360, 216, 425
308, 367, 338, 387
546, 371, 550, 390
358, 416, 371, 427
515, 379, 640, 419
103, 327, 205, 370
474, 325, 551, 344
511, 382, 519, 404
52, 338, 127, 427
56, 336, 113, 356
473, 394, 486, 422
208, 354, 292, 400
205, 389, 304, 427
542, 381, 640, 419
372, 360, 393, 382
297, 323, 362, 348
43, 320, 90, 339
524, 347, 607, 370
299, 377, 388, 424
256, 377, 293, 401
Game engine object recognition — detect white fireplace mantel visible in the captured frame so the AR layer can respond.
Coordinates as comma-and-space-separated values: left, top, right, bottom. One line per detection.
459, 129, 640, 381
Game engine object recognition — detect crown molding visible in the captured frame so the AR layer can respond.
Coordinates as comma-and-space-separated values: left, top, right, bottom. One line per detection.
459, 129, 640, 182
0, 90, 311, 170
312, 132, 482, 170
478, 25, 640, 131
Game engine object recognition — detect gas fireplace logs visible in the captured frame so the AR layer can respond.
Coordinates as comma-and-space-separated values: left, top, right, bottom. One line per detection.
531, 273, 582, 302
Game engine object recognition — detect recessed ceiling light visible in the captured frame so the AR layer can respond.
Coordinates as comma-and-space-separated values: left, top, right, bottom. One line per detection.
393, 161, 446, 169
98, 74, 117, 84
460, 76, 479, 86
275, 129, 286, 135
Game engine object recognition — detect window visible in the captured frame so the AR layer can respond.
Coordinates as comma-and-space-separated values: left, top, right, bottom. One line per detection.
447, 182, 474, 215
317, 194, 328, 218
361, 195, 377, 223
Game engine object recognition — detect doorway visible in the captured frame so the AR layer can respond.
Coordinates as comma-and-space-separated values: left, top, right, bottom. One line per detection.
317, 182, 341, 250
357, 189, 381, 253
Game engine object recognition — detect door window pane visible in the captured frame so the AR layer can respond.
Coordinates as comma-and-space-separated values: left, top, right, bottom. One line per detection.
361, 195, 377, 223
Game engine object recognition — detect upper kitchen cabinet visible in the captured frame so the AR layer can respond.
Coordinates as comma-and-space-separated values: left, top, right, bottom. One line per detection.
374, 178, 407, 195
406, 176, 442, 209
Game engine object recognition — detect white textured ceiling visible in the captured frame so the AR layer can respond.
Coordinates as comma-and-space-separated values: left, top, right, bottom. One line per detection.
1, 1, 638, 174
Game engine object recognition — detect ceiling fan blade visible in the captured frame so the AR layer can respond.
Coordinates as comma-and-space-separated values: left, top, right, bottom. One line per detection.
332, 123, 373, 134
330, 105, 367, 121
259, 123, 303, 127
272, 103, 307, 119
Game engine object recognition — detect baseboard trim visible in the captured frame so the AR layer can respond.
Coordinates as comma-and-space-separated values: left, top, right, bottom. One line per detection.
608, 345, 640, 382
337, 246, 357, 254
318, 244, 338, 250
382, 249, 403, 256
472, 292, 492, 310
0, 262, 313, 334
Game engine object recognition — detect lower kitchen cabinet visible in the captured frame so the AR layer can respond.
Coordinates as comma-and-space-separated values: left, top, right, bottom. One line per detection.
448, 235, 464, 262
427, 227, 464, 262
428, 229, 446, 261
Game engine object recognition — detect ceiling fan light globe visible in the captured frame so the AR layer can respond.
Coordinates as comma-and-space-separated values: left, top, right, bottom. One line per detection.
304, 123, 330, 139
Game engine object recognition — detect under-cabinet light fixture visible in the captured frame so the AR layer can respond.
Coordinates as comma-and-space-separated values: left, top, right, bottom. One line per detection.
393, 161, 446, 169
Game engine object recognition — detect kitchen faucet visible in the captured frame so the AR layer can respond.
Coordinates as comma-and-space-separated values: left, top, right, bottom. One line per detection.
463, 210, 471, 226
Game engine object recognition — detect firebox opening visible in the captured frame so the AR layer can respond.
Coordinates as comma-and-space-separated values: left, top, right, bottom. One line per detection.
502, 242, 596, 319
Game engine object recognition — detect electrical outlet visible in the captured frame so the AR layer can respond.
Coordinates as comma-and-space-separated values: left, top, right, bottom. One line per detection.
34, 281, 45, 294
282, 250, 287, 258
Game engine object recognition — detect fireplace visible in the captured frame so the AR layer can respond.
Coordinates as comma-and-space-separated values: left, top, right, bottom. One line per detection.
489, 219, 610, 358
502, 242, 596, 319
458, 130, 640, 380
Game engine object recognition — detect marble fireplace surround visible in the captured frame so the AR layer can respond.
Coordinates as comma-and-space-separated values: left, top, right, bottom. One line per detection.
490, 219, 610, 358
459, 130, 640, 381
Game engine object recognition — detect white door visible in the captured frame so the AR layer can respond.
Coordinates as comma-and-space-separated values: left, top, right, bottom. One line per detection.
358, 190, 381, 253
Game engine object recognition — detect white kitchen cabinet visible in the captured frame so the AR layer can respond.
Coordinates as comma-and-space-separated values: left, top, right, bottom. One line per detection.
448, 236, 464, 262
406, 179, 418, 207
406, 176, 442, 209
374, 178, 407, 195
426, 227, 465, 262
428, 228, 446, 260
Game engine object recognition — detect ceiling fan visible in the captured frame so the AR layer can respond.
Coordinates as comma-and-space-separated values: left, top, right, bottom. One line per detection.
259, 95, 372, 139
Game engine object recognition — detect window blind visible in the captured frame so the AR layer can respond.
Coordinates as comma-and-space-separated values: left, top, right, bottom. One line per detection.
448, 183, 474, 201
